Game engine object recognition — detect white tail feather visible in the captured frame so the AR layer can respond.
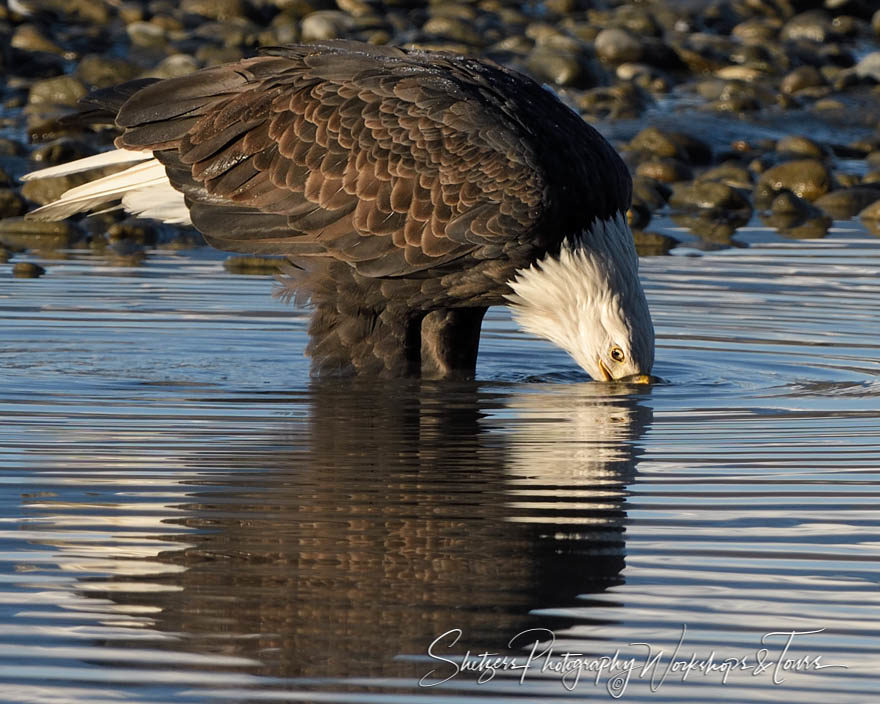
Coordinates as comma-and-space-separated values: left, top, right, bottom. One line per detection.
121, 183, 192, 224
25, 149, 191, 226
21, 148, 152, 181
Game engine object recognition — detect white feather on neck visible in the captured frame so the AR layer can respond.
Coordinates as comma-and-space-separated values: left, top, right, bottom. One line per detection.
503, 212, 643, 373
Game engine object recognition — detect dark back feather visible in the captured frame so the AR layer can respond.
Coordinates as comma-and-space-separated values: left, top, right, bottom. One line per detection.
112, 42, 630, 280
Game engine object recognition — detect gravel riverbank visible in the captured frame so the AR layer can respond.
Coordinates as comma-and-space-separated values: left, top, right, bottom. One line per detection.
1, 0, 880, 273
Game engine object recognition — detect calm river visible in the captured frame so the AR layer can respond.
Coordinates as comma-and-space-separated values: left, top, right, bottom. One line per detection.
1, 220, 878, 702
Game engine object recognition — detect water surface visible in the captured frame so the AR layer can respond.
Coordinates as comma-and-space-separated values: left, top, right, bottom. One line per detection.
1, 224, 879, 702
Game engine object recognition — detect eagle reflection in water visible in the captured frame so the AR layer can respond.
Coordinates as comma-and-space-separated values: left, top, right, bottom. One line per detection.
53, 381, 651, 683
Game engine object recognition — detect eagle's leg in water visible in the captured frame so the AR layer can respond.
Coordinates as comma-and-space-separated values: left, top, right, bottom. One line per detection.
306, 304, 486, 378
307, 303, 422, 377
420, 308, 487, 380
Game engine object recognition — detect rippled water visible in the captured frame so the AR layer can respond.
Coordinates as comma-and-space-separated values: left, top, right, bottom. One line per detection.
1, 223, 879, 703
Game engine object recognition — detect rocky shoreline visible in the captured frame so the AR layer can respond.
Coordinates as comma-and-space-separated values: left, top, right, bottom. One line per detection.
2, 0, 880, 276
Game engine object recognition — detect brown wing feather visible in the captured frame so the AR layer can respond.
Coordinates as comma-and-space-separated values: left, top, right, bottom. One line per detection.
114, 42, 633, 281
113, 44, 553, 277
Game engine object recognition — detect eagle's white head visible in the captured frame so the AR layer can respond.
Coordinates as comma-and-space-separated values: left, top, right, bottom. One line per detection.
505, 212, 655, 383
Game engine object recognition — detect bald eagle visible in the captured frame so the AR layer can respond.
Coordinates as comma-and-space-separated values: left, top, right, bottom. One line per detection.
24, 41, 654, 381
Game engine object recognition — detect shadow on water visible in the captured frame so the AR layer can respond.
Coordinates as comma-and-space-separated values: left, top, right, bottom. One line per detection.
66, 379, 652, 682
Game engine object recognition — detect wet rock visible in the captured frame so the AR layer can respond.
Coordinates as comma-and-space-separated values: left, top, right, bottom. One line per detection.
190, 19, 262, 49
731, 18, 780, 44
594, 28, 644, 64
75, 54, 141, 89
862, 170, 880, 185
694, 78, 726, 101
423, 16, 483, 46
27, 76, 88, 109
164, 229, 205, 249
757, 159, 832, 202
781, 11, 835, 43
0, 139, 26, 157
118, 2, 145, 24
260, 11, 300, 45
337, 0, 374, 17
61, 0, 110, 24
615, 62, 670, 92
834, 172, 860, 188
224, 255, 282, 274
776, 216, 832, 239
107, 219, 160, 246
845, 136, 880, 154
776, 135, 825, 158
632, 230, 676, 256
731, 44, 777, 72
105, 246, 147, 267
181, 0, 245, 20
709, 80, 772, 112
815, 187, 880, 218
632, 176, 671, 212
146, 54, 200, 79
525, 47, 589, 87
627, 202, 651, 230
830, 15, 865, 38
859, 198, 880, 221
559, 19, 600, 43
613, 5, 659, 36
761, 190, 828, 234
11, 24, 69, 57
874, 9, 880, 36
670, 211, 747, 244
151, 13, 185, 33
0, 218, 80, 251
699, 163, 753, 189
0, 190, 27, 219
667, 35, 730, 74
12, 261, 46, 278
430, 2, 479, 21
577, 83, 646, 119
635, 158, 693, 183
81, 212, 121, 242
780, 65, 826, 94
268, 12, 299, 43
300, 11, 355, 41
20, 173, 89, 206
26, 115, 86, 145
854, 52, 880, 82
126, 21, 168, 49
543, 0, 576, 15
715, 66, 766, 82
488, 35, 532, 58
668, 181, 752, 213
811, 97, 848, 116
524, 23, 572, 48
196, 45, 246, 67
770, 190, 820, 217
818, 42, 856, 68
31, 139, 97, 166
0, 245, 9, 264
628, 127, 712, 165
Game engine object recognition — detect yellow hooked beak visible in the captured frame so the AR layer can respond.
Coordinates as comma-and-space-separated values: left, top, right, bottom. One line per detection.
598, 359, 654, 384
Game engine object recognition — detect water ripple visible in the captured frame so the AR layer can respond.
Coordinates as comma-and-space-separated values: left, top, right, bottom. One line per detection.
1, 231, 879, 701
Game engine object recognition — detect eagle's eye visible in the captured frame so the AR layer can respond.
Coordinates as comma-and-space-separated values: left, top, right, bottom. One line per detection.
610, 346, 625, 363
